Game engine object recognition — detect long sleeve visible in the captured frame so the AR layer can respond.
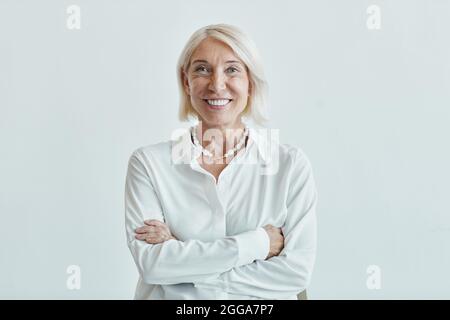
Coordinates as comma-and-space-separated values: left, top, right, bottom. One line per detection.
125, 150, 270, 285
193, 149, 318, 299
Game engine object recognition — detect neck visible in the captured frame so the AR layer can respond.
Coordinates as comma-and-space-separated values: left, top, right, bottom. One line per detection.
195, 120, 247, 157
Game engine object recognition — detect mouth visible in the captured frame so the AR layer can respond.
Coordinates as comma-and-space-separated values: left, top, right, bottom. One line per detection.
203, 99, 232, 110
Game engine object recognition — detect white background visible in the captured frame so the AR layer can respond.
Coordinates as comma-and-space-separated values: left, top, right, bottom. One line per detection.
1, 0, 449, 299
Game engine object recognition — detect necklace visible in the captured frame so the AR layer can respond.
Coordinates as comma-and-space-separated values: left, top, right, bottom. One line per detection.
191, 125, 249, 160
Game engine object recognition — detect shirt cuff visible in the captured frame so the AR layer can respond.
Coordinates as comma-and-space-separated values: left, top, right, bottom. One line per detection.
231, 227, 270, 267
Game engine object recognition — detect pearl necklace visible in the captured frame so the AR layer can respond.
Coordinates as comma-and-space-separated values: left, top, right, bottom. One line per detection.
191, 125, 249, 160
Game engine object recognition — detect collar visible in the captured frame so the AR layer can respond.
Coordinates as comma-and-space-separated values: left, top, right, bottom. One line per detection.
170, 126, 273, 165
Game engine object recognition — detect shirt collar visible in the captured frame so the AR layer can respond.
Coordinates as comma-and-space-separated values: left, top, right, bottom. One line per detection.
170, 126, 271, 165
247, 127, 270, 163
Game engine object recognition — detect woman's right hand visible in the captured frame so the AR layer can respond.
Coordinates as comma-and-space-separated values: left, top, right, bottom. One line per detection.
135, 219, 177, 244
263, 224, 284, 260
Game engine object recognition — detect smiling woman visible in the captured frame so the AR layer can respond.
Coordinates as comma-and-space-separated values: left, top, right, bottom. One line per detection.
181, 38, 251, 128
177, 24, 269, 128
124, 24, 318, 300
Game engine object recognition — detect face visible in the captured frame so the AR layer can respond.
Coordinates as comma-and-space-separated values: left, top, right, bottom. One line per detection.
182, 37, 251, 129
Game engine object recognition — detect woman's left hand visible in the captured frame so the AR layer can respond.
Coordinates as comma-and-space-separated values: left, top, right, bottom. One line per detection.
135, 219, 177, 244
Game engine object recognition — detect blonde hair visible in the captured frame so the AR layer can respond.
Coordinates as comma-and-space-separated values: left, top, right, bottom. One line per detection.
177, 24, 269, 125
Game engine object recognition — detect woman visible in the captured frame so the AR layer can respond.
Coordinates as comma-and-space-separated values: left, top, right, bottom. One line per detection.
124, 24, 318, 300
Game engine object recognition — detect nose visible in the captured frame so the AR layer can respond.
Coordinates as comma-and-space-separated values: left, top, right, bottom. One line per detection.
208, 71, 226, 92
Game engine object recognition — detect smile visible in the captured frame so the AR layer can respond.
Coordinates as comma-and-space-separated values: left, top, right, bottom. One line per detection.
203, 99, 232, 109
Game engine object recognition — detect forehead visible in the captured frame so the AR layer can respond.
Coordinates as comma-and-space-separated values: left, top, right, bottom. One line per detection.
190, 37, 242, 63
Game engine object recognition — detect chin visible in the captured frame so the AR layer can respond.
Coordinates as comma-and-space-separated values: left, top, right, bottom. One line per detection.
198, 115, 231, 127
204, 118, 229, 127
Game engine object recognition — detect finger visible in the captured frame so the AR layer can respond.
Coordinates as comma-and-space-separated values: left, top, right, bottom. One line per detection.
135, 233, 148, 241
145, 220, 171, 233
136, 229, 170, 242
135, 229, 162, 239
145, 234, 169, 244
139, 229, 170, 239
144, 219, 165, 227
150, 230, 171, 239
149, 231, 171, 241
135, 226, 156, 234
145, 237, 163, 244
143, 226, 168, 236
151, 224, 170, 232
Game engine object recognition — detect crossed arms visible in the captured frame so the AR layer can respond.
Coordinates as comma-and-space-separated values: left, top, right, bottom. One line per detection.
125, 149, 317, 299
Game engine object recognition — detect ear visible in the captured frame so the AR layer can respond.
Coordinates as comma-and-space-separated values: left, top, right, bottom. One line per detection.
248, 80, 252, 96
181, 69, 190, 96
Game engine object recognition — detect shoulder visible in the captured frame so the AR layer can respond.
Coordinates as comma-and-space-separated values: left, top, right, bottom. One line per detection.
128, 128, 191, 167
249, 127, 314, 177
128, 139, 173, 166
262, 135, 313, 172
278, 143, 313, 169
277, 144, 316, 197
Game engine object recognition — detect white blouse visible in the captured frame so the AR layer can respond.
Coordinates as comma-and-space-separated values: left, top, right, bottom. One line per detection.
124, 127, 318, 300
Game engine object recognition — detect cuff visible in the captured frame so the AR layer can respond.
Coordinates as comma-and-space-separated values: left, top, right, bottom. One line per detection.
231, 227, 270, 267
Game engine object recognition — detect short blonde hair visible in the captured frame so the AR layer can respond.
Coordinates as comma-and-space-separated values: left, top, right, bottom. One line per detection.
177, 24, 269, 125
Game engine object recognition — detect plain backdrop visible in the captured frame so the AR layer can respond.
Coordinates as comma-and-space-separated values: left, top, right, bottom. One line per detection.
1, 0, 449, 299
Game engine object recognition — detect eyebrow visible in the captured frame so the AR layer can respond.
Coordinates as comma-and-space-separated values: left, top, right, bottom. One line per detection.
191, 59, 244, 65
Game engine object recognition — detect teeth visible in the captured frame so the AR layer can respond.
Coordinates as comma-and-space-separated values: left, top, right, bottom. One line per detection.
206, 99, 230, 106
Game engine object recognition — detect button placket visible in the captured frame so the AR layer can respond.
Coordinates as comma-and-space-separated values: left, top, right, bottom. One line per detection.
202, 176, 227, 236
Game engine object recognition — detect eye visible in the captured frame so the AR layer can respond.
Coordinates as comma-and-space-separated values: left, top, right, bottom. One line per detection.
226, 66, 239, 73
194, 65, 210, 73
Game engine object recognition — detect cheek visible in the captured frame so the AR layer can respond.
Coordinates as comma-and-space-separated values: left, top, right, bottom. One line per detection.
190, 78, 208, 96
229, 79, 249, 99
